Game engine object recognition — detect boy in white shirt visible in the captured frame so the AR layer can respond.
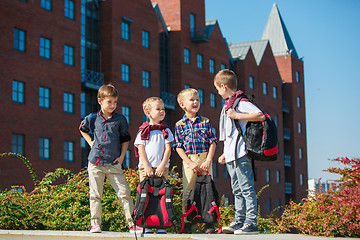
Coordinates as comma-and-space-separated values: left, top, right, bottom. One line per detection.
134, 97, 174, 234
213, 69, 265, 235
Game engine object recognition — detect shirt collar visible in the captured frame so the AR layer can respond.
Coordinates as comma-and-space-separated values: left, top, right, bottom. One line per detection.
182, 114, 202, 123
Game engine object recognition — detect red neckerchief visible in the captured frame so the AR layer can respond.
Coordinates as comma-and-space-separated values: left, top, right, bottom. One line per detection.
134, 121, 169, 157
224, 90, 250, 113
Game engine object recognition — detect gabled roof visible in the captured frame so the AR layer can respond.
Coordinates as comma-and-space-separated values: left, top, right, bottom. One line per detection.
229, 40, 268, 66
205, 19, 217, 38
261, 3, 298, 58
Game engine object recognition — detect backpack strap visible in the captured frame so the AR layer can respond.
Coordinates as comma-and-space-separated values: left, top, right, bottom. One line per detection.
88, 112, 97, 140
133, 178, 149, 224
231, 97, 257, 181
204, 175, 222, 234
179, 179, 201, 233
164, 180, 178, 231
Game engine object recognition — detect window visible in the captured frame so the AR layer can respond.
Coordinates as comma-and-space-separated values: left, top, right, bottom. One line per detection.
209, 58, 215, 74
64, 0, 75, 19
300, 174, 304, 186
212, 162, 218, 178
263, 82, 268, 95
298, 122, 302, 134
41, 0, 51, 11
122, 64, 130, 82
81, 92, 85, 118
299, 147, 303, 160
267, 198, 272, 212
39, 137, 50, 159
296, 71, 300, 83
273, 86, 277, 99
14, 28, 26, 52
185, 84, 191, 89
12, 80, 25, 104
198, 88, 204, 104
249, 76, 254, 90
12, 134, 24, 155
142, 30, 150, 48
39, 87, 50, 109
40, 37, 51, 59
64, 141, 74, 162
64, 92, 74, 113
143, 112, 149, 122
122, 106, 130, 124
121, 21, 130, 40
210, 93, 216, 108
212, 127, 217, 138
190, 13, 195, 37
274, 114, 278, 127
297, 97, 301, 108
197, 54, 203, 69
64, 45, 74, 66
184, 48, 190, 64
266, 169, 270, 183
122, 150, 131, 169
220, 64, 226, 70
276, 170, 280, 183
142, 70, 150, 88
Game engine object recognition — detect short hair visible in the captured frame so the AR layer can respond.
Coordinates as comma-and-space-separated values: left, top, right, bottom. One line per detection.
97, 84, 119, 99
142, 97, 163, 114
177, 88, 198, 104
214, 69, 237, 90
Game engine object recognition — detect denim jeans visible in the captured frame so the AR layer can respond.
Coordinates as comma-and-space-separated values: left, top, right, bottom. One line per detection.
226, 155, 258, 225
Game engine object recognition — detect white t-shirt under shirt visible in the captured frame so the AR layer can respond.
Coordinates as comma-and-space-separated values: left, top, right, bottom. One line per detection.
219, 101, 262, 163
134, 128, 174, 168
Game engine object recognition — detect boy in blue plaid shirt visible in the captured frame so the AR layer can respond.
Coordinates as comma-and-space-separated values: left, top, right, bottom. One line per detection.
173, 88, 217, 234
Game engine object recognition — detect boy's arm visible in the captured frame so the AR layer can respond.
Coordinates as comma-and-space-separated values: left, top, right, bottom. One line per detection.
200, 141, 216, 171
80, 130, 95, 148
176, 147, 201, 173
137, 144, 154, 177
113, 141, 129, 164
227, 109, 265, 122
155, 142, 171, 177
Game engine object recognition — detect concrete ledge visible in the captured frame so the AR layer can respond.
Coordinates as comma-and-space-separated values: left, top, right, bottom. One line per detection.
0, 230, 354, 240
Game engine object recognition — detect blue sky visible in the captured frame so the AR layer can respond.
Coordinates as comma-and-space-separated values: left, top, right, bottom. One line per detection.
205, 0, 360, 181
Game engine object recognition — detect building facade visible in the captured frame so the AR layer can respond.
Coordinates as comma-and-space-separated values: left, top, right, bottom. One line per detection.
0, 0, 307, 216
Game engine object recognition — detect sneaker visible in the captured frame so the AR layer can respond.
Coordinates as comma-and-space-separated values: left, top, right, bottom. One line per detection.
222, 221, 243, 234
181, 223, 192, 234
205, 224, 215, 234
234, 223, 259, 235
156, 229, 167, 234
130, 225, 143, 233
90, 225, 101, 233
144, 228, 154, 234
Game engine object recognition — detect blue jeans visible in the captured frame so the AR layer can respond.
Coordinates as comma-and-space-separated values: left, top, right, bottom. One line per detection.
226, 155, 258, 225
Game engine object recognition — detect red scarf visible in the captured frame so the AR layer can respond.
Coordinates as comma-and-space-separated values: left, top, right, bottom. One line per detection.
224, 90, 250, 113
134, 121, 169, 157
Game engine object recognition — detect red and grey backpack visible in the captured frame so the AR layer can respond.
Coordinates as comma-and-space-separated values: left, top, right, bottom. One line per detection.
180, 173, 222, 234
132, 177, 178, 231
232, 95, 278, 161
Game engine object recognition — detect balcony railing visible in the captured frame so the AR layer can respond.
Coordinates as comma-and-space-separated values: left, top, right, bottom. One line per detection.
191, 27, 209, 43
161, 91, 176, 110
81, 69, 104, 89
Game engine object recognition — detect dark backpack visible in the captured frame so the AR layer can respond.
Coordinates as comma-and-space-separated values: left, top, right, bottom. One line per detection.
180, 173, 221, 234
232, 96, 278, 162
88, 112, 97, 140
132, 177, 178, 230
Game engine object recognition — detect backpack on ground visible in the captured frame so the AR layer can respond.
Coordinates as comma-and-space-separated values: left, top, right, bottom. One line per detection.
132, 177, 178, 231
180, 173, 222, 234
232, 96, 278, 162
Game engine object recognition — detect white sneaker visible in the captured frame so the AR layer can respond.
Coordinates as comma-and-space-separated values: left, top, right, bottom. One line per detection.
90, 225, 101, 233
222, 221, 243, 234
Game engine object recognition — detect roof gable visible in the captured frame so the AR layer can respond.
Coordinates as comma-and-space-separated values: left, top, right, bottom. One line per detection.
229, 40, 268, 66
261, 3, 298, 58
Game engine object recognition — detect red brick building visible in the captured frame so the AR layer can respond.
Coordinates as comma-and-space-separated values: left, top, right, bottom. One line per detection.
0, 0, 306, 216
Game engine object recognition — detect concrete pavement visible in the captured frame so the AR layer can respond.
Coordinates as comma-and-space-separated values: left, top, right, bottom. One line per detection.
0, 230, 358, 240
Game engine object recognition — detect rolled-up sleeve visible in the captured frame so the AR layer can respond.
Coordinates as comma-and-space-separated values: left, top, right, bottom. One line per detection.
206, 121, 218, 145
173, 124, 184, 149
79, 115, 90, 133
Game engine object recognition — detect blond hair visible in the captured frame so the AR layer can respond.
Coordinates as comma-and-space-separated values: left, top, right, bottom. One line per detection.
142, 97, 163, 114
97, 84, 119, 99
214, 69, 237, 90
177, 88, 198, 105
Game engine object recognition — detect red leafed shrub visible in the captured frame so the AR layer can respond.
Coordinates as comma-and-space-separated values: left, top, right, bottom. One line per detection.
279, 157, 360, 237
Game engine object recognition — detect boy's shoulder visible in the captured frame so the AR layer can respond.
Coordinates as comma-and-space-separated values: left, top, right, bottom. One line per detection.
175, 116, 210, 127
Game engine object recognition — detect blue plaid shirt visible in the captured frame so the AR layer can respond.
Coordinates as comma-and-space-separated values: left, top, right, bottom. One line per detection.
173, 114, 217, 154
